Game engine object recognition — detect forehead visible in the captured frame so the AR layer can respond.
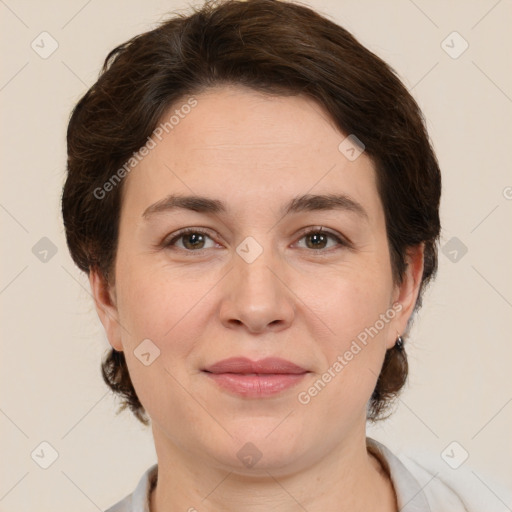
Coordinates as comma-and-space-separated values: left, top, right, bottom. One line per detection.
121, 85, 382, 222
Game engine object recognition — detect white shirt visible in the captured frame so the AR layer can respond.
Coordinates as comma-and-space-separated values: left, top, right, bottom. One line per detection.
104, 437, 506, 511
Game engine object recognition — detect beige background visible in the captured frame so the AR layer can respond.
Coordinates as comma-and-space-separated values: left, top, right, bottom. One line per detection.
1, 0, 511, 510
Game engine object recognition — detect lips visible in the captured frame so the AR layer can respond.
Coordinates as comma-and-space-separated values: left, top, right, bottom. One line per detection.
202, 357, 309, 398
202, 357, 308, 375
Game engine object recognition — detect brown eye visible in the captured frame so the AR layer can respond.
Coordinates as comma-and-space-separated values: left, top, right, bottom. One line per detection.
165, 229, 216, 251
296, 228, 346, 251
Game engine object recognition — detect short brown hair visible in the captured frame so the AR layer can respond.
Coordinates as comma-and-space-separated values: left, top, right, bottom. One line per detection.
62, 0, 441, 424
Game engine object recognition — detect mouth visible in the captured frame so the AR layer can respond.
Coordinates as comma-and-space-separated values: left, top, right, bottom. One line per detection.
202, 357, 310, 398
202, 356, 308, 374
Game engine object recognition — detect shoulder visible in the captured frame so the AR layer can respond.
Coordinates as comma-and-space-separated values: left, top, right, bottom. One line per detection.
402, 452, 511, 511
104, 464, 157, 512
398, 454, 472, 511
368, 437, 511, 512
105, 494, 132, 512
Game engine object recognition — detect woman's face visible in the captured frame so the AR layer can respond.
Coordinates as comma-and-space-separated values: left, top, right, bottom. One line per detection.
91, 85, 423, 473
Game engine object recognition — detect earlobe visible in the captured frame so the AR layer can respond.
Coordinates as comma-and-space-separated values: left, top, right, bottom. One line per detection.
88, 270, 124, 351
390, 243, 425, 345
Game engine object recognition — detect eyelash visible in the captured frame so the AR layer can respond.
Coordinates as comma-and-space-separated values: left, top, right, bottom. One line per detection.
162, 227, 350, 254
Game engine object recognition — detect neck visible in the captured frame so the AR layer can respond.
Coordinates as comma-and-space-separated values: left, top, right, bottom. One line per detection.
149, 426, 397, 512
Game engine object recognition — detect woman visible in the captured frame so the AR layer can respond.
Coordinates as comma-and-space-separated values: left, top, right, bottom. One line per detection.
61, 0, 475, 510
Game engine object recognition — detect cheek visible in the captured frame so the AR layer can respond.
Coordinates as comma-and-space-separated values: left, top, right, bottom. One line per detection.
113, 265, 213, 416
115, 260, 218, 354
306, 263, 394, 340
299, 266, 394, 396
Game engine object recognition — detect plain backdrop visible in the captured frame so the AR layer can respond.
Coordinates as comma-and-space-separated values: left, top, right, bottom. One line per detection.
1, 0, 511, 510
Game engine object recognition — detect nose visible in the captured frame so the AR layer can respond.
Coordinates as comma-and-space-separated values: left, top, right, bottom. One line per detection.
219, 240, 295, 334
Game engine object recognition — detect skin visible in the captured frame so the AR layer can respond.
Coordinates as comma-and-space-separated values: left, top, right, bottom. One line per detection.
90, 85, 424, 511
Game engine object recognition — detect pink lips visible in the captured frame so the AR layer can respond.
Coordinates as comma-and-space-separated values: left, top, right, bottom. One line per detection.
202, 357, 309, 398
204, 357, 308, 374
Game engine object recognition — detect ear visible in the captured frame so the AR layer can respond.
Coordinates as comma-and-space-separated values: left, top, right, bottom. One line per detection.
387, 243, 425, 349
89, 270, 123, 351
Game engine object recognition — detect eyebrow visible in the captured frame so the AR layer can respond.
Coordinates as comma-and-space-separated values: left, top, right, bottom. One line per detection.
142, 193, 369, 222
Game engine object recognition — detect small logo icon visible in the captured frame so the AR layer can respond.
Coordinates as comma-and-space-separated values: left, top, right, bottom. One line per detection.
441, 236, 468, 263
441, 31, 469, 59
236, 442, 263, 468
236, 236, 263, 264
338, 134, 365, 161
441, 441, 469, 469
134, 338, 161, 366
32, 237, 58, 263
31, 441, 59, 469
31, 31, 59, 59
